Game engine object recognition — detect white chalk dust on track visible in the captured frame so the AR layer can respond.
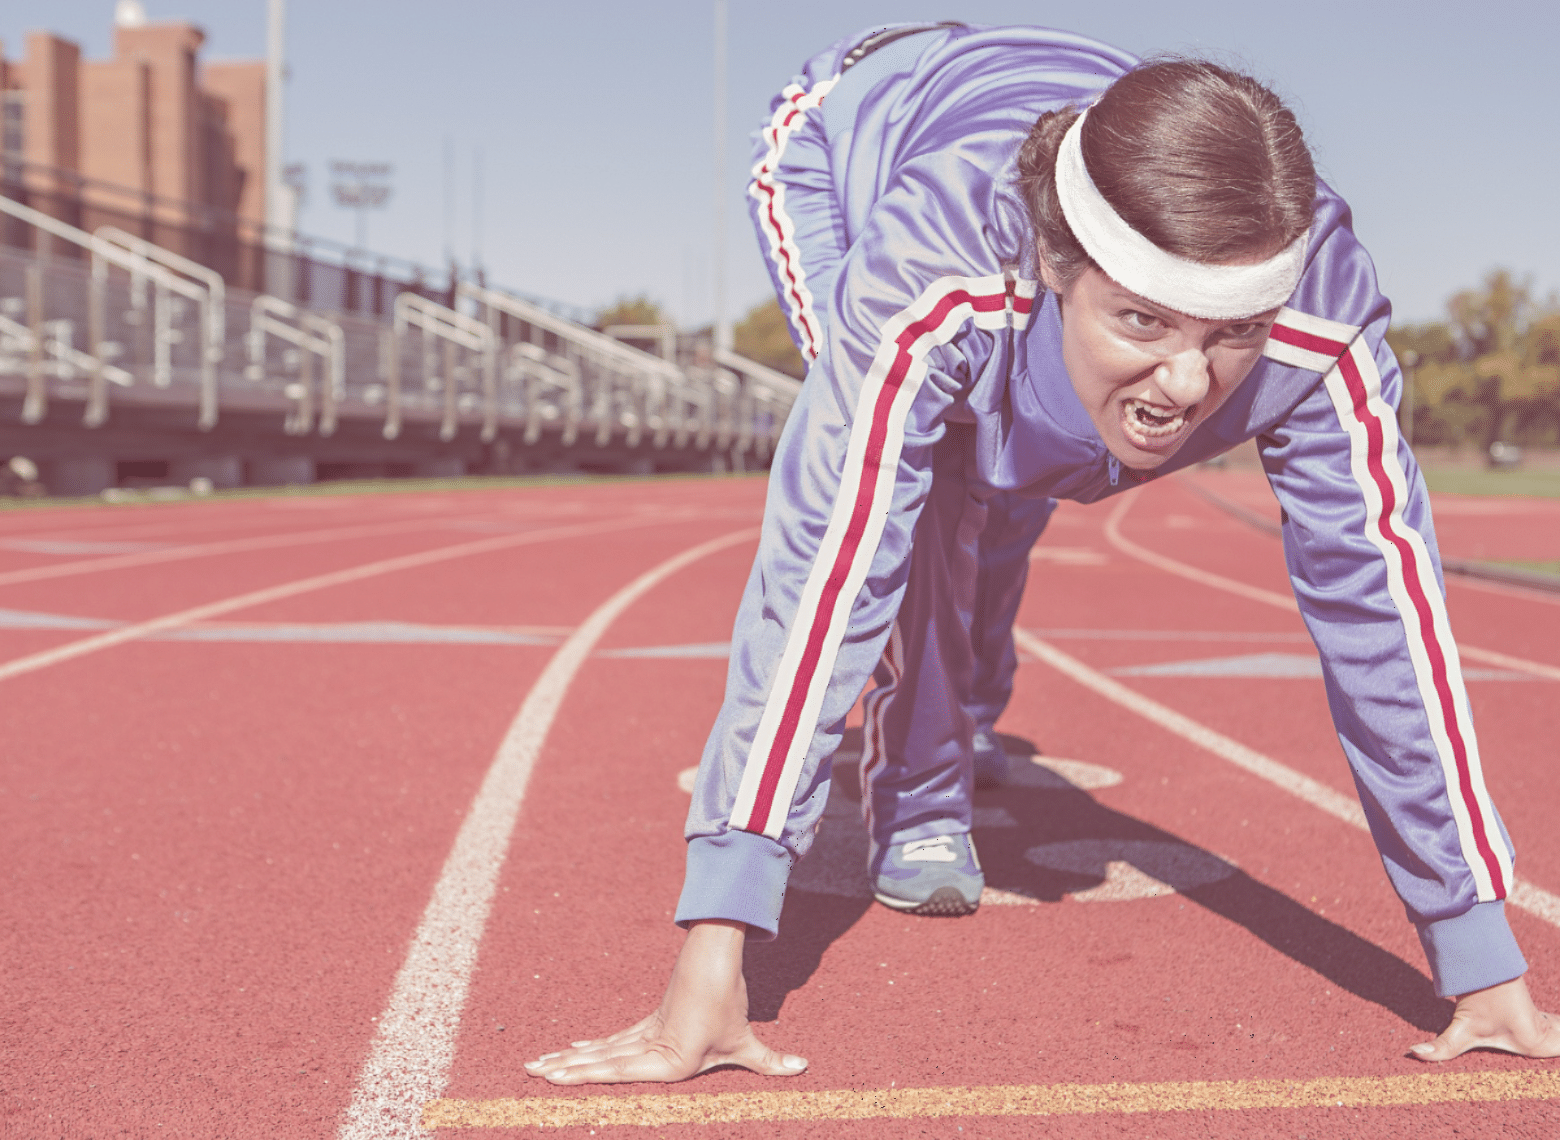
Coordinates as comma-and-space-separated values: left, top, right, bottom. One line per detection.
337, 528, 759, 1140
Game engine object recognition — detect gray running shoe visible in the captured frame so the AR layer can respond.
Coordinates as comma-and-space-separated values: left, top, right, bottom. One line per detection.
973, 729, 1010, 789
871, 833, 984, 916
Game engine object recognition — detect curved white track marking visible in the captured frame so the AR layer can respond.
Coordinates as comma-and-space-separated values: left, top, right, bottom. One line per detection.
1103, 494, 1299, 610
1015, 629, 1560, 931
1442, 573, 1560, 608
1452, 643, 1560, 683
1102, 493, 1560, 683
0, 515, 665, 684
337, 527, 759, 1140
1016, 628, 1367, 829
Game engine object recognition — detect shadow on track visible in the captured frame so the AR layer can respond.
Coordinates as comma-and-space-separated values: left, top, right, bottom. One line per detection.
745, 732, 1451, 1032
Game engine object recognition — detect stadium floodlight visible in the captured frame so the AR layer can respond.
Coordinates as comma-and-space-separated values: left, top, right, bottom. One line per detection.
330, 160, 394, 253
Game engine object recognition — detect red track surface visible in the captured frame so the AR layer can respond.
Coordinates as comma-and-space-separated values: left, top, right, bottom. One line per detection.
2, 472, 1558, 1138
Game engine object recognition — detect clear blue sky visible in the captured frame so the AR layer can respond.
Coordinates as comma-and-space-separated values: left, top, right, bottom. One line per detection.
5, 2, 1557, 326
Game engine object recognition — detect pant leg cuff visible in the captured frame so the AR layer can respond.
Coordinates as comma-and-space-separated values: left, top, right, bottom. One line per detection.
1416, 899, 1527, 998
674, 830, 792, 942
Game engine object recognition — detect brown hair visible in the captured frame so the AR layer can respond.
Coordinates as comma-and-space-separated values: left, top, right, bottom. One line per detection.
1015, 60, 1316, 291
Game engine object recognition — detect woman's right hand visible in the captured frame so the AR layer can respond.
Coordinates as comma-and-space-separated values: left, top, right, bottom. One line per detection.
524, 919, 809, 1084
1410, 975, 1560, 1062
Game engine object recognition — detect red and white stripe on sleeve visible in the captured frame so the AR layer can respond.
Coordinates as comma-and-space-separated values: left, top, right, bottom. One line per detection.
1264, 307, 1513, 901
730, 273, 1038, 839
749, 76, 838, 362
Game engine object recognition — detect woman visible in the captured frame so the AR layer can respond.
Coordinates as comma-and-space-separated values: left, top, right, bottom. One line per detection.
529, 22, 1559, 1083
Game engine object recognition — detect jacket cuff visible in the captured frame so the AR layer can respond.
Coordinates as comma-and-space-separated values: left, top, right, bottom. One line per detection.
675, 830, 792, 942
1416, 900, 1527, 997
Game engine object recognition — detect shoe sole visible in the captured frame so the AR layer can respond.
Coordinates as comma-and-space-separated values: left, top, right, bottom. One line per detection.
873, 885, 981, 917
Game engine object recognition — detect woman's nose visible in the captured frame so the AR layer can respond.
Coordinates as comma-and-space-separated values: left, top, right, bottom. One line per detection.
1153, 348, 1212, 407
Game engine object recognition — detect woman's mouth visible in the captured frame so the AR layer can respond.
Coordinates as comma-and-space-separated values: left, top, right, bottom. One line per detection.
1120, 397, 1196, 450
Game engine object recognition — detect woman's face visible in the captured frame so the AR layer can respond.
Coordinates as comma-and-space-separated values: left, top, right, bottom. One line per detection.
1046, 266, 1277, 469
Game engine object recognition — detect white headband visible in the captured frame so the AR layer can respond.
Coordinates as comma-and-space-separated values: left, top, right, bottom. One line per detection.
1053, 110, 1307, 320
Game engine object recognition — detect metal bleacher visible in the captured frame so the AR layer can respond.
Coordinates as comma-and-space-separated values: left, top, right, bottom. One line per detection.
0, 193, 801, 495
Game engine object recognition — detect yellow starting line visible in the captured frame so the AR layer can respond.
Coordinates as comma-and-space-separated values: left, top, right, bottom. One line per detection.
423, 1071, 1560, 1129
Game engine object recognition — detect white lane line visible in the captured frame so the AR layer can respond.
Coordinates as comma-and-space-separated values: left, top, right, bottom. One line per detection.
1443, 572, 1560, 608
1103, 494, 1298, 609
0, 538, 170, 555
1102, 493, 1560, 684
0, 516, 487, 589
0, 515, 665, 685
1019, 544, 1560, 931
1451, 643, 1560, 683
1015, 628, 1367, 829
336, 527, 759, 1140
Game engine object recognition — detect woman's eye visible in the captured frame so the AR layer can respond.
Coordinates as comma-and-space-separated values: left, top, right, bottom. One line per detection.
1121, 310, 1161, 331
1222, 321, 1269, 341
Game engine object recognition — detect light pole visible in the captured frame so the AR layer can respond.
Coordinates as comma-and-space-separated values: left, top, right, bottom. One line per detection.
1399, 349, 1420, 448
712, 0, 729, 353
329, 161, 393, 253
264, 0, 288, 293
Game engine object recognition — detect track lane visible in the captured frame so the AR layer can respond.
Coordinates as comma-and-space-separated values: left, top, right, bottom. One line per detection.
0, 491, 487, 573
425, 486, 1556, 1138
0, 488, 644, 590
5, 475, 1557, 1137
0, 515, 666, 684
0, 482, 771, 1138
1103, 483, 1560, 681
340, 527, 761, 1138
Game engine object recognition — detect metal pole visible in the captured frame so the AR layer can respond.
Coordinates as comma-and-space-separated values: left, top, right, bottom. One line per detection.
443, 136, 455, 271
441, 334, 457, 442
383, 323, 402, 440
85, 256, 108, 427
23, 264, 44, 425
712, 0, 730, 354
265, 0, 287, 289
1400, 350, 1419, 449
472, 147, 483, 282
1404, 363, 1417, 448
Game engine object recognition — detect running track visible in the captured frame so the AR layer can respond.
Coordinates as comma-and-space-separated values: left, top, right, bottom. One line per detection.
2, 471, 1558, 1138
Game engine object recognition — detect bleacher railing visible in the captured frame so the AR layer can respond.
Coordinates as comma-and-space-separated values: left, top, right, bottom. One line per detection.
387, 293, 498, 443
2, 189, 799, 468
0, 193, 224, 429
247, 295, 345, 437
459, 283, 801, 458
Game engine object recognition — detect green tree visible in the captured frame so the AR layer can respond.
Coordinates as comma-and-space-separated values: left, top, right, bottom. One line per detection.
1388, 270, 1560, 449
733, 297, 807, 379
594, 294, 667, 330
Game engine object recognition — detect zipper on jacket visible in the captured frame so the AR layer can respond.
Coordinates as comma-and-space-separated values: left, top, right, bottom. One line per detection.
1108, 455, 1120, 487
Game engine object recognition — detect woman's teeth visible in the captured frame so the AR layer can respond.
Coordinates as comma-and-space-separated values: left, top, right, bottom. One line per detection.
1124, 397, 1193, 440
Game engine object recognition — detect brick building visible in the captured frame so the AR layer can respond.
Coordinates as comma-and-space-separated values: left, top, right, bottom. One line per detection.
0, 6, 266, 279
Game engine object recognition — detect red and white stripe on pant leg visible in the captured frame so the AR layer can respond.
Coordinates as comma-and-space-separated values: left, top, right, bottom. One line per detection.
1292, 318, 1512, 901
857, 620, 905, 845
729, 272, 1038, 839
749, 76, 838, 362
